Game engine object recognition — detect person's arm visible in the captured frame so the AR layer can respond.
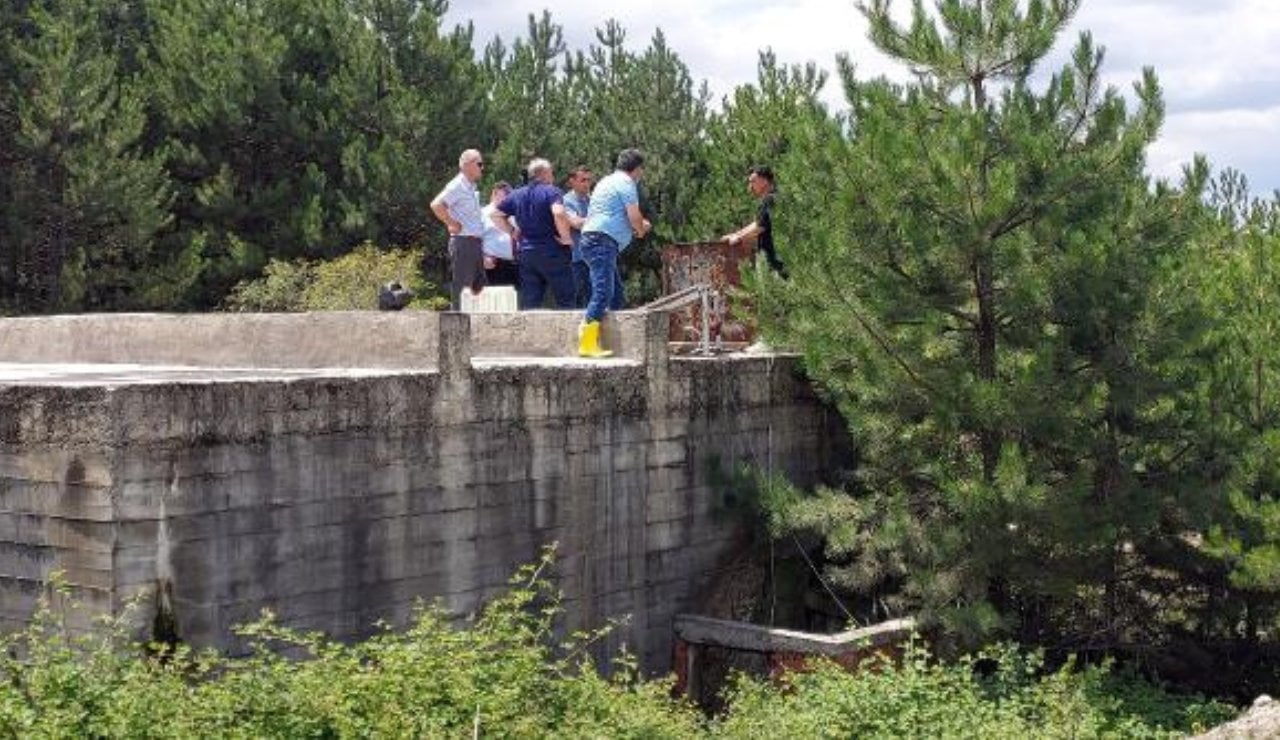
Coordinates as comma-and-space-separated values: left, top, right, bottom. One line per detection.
562, 193, 587, 230
626, 202, 651, 239
490, 207, 514, 236
429, 189, 461, 235
552, 202, 573, 246
722, 221, 762, 246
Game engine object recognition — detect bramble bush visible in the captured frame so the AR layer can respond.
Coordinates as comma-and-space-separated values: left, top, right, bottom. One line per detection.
0, 555, 1234, 738
0, 555, 701, 738
224, 243, 443, 312
712, 643, 1234, 739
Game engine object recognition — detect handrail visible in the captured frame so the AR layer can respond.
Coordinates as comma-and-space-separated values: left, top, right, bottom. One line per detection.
637, 283, 717, 355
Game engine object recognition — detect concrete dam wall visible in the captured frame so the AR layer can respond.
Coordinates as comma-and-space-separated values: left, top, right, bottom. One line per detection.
0, 310, 847, 671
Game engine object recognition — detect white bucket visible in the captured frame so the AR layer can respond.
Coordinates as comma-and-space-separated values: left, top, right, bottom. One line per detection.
460, 285, 518, 313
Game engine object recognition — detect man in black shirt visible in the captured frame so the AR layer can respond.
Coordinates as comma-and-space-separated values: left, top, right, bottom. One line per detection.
722, 165, 787, 278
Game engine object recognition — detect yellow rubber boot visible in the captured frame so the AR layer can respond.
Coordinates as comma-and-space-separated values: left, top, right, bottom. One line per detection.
578, 320, 613, 358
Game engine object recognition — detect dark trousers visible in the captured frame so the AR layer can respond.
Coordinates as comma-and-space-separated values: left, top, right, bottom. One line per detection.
485, 258, 519, 288
518, 245, 576, 309
572, 259, 591, 308
448, 235, 486, 310
759, 243, 788, 278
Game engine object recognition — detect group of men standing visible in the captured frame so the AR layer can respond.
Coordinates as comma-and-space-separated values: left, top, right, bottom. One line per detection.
430, 147, 780, 358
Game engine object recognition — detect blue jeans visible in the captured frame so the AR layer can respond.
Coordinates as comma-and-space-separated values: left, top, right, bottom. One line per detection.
573, 258, 624, 311
518, 244, 576, 309
582, 231, 626, 322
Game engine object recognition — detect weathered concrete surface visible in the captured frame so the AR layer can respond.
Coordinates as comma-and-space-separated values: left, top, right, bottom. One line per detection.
0, 312, 441, 369
0, 311, 848, 672
0, 363, 407, 386
469, 310, 651, 361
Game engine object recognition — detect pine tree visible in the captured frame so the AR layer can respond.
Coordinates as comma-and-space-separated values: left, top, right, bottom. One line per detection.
483, 11, 569, 180
2, 0, 174, 312
1196, 170, 1280, 644
143, 0, 491, 307
759, 0, 1222, 645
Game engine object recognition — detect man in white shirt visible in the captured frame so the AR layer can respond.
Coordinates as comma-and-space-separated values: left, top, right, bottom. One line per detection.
480, 181, 518, 287
429, 149, 487, 309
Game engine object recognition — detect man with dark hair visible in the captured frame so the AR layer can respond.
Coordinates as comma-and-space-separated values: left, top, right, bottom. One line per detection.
577, 148, 650, 358
562, 165, 595, 307
723, 164, 787, 278
429, 149, 488, 309
495, 157, 575, 309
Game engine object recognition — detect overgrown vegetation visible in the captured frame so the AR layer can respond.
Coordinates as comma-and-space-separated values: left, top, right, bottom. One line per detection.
717, 645, 1234, 739
0, 561, 1233, 738
224, 243, 440, 312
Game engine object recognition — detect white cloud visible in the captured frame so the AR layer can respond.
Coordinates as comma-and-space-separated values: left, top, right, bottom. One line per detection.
1151, 106, 1280, 193
444, 0, 1280, 193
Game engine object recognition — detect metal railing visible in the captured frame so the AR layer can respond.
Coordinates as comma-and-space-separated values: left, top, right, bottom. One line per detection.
637, 283, 716, 355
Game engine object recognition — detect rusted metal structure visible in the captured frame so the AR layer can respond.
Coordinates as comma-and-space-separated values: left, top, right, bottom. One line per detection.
659, 240, 757, 349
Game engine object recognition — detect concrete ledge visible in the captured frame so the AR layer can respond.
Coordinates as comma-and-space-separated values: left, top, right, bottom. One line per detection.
673, 614, 917, 656
0, 310, 674, 370
0, 363, 422, 386
468, 310, 654, 362
0, 312, 441, 370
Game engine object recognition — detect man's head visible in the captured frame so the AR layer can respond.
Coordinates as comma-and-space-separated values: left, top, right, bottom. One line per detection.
527, 157, 554, 184
616, 148, 645, 179
567, 165, 594, 196
747, 165, 774, 197
489, 181, 512, 205
459, 149, 485, 183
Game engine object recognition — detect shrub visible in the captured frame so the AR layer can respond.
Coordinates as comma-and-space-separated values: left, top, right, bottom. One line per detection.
0, 554, 702, 738
224, 243, 440, 312
0, 559, 1236, 738
710, 642, 1235, 739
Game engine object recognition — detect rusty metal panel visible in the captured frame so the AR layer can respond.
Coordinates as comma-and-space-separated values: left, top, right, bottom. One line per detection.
660, 241, 756, 345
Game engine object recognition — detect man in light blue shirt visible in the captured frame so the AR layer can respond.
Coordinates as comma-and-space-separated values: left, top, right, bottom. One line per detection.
578, 148, 650, 358
562, 165, 594, 308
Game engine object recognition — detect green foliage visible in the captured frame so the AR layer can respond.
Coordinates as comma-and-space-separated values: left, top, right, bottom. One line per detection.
1188, 170, 1280, 638
0, 0, 725, 312
0, 554, 703, 738
0, 563, 1233, 738
752, 0, 1236, 655
0, 0, 492, 313
711, 642, 1234, 739
0, 0, 178, 312
224, 242, 437, 312
142, 0, 493, 307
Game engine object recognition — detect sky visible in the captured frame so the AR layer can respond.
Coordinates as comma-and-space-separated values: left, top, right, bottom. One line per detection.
443, 0, 1280, 197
